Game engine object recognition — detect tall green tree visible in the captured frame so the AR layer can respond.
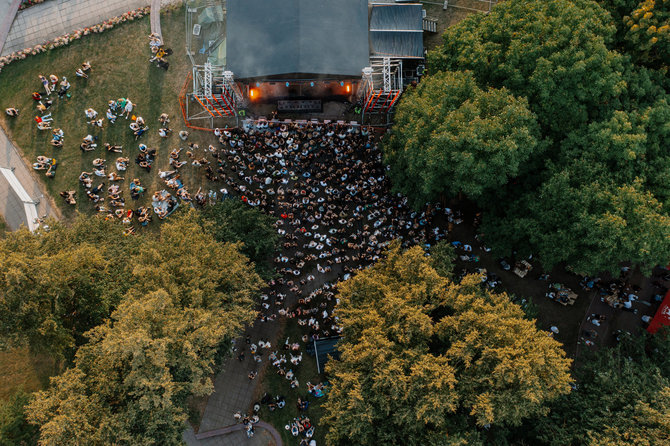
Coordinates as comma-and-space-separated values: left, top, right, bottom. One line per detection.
385, 71, 542, 207
0, 216, 143, 363
200, 199, 278, 279
526, 330, 670, 446
484, 163, 670, 275
624, 0, 670, 67
322, 244, 571, 445
0, 389, 38, 446
387, 0, 670, 275
26, 212, 262, 445
429, 0, 627, 136
429, 240, 457, 280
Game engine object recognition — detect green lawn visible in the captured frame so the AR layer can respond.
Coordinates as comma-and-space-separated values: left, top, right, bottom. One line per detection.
255, 319, 328, 446
0, 7, 220, 220
0, 346, 54, 401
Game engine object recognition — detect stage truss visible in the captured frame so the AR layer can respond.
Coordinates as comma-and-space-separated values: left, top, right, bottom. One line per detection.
181, 61, 244, 128
359, 57, 404, 122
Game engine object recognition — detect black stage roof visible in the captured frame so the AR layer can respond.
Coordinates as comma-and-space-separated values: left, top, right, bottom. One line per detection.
226, 0, 370, 79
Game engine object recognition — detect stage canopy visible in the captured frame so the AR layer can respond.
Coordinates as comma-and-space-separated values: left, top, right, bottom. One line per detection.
370, 3, 424, 59
226, 0, 369, 79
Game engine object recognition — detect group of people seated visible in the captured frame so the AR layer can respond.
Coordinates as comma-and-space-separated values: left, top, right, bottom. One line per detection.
32, 156, 57, 177
148, 33, 172, 70
136, 143, 156, 171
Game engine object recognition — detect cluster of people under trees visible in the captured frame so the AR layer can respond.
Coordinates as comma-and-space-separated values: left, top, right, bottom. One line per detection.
213, 119, 473, 443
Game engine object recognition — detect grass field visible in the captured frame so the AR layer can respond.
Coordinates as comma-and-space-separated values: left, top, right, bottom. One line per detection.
0, 7, 220, 220
0, 346, 54, 401
255, 319, 328, 445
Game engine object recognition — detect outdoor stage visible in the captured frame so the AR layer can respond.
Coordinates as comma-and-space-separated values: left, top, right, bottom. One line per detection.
182, 0, 425, 128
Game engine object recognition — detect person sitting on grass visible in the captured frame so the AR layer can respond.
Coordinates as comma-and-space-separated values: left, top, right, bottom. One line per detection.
108, 172, 124, 181
50, 128, 64, 146
106, 108, 117, 123
134, 125, 148, 140
49, 74, 58, 92
36, 121, 52, 130
5, 107, 19, 117
45, 160, 57, 178
105, 143, 122, 153
130, 179, 145, 199
115, 157, 129, 171
85, 108, 98, 120
159, 113, 170, 127
58, 77, 70, 98
59, 190, 76, 205
75, 67, 88, 79
81, 139, 96, 152
158, 127, 171, 138
79, 171, 93, 188
122, 99, 133, 119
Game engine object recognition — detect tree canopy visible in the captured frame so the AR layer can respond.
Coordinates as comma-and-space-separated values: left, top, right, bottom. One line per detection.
526, 330, 670, 446
623, 0, 670, 67
24, 212, 262, 445
0, 216, 144, 363
322, 244, 572, 445
385, 71, 542, 207
385, 0, 670, 275
199, 198, 278, 279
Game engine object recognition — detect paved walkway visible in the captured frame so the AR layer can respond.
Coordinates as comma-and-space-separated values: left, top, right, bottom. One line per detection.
0, 0, 21, 54
0, 126, 60, 229
183, 264, 342, 446
1, 0, 155, 56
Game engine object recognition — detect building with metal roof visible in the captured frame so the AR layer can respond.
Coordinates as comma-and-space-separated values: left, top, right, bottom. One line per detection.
370, 3, 424, 59
226, 0, 370, 80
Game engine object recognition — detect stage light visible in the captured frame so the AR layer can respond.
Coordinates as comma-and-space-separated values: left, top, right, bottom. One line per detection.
345, 84, 351, 93
340, 81, 344, 86
286, 82, 290, 87
310, 81, 314, 87
249, 88, 257, 99
256, 82, 260, 87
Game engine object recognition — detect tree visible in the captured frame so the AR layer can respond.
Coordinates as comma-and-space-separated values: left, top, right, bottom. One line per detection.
0, 216, 144, 363
322, 244, 572, 445
0, 389, 38, 446
200, 199, 278, 279
624, 0, 670, 67
384, 71, 542, 207
388, 0, 670, 275
26, 211, 262, 445
484, 162, 670, 275
526, 330, 670, 446
429, 0, 627, 136
429, 240, 457, 280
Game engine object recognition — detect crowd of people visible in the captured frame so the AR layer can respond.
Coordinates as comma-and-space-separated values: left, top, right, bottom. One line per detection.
17, 52, 634, 444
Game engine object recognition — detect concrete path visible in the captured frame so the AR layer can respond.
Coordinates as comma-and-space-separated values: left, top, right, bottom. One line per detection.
0, 0, 21, 55
183, 263, 342, 446
1, 0, 154, 56
0, 125, 60, 229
